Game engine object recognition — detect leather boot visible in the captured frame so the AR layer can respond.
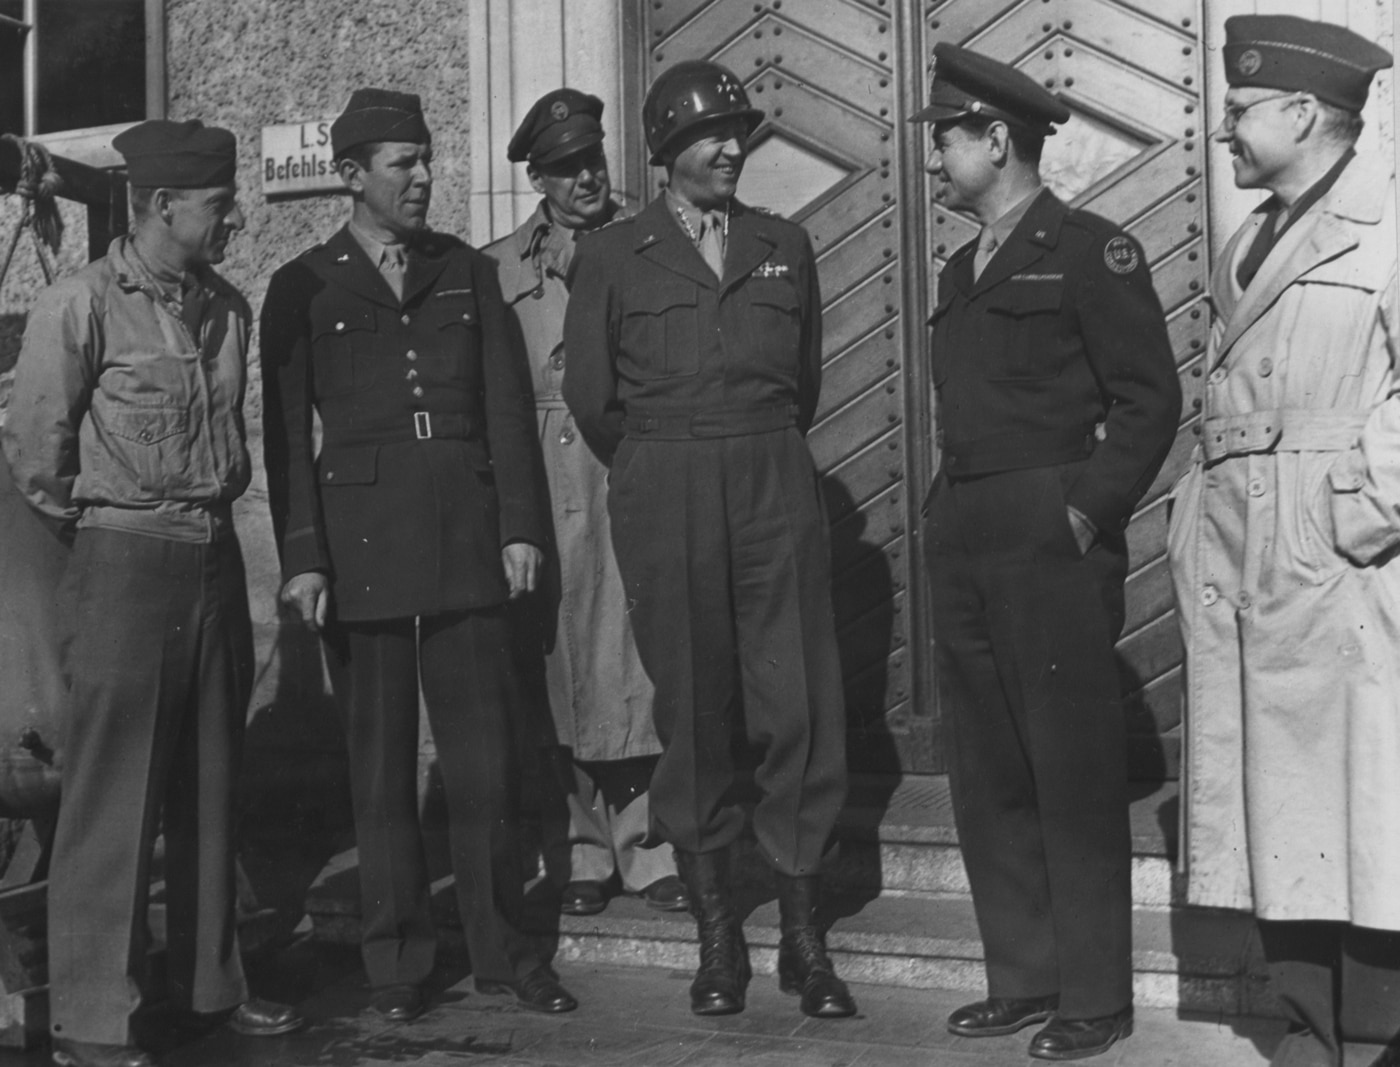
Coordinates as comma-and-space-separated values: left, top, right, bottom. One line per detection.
676, 849, 750, 1015
775, 873, 857, 1018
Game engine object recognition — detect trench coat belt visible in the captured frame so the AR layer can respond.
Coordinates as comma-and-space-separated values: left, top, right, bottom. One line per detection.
321, 411, 476, 448
1201, 409, 1370, 462
622, 403, 799, 439
941, 424, 1097, 478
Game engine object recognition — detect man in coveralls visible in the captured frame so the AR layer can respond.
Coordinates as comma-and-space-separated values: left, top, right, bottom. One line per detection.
3, 120, 303, 1067
484, 89, 686, 918
917, 44, 1180, 1060
563, 59, 855, 1021
260, 89, 577, 1020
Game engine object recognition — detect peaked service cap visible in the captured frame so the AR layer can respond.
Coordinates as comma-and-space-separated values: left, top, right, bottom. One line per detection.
508, 88, 606, 165
910, 42, 1070, 137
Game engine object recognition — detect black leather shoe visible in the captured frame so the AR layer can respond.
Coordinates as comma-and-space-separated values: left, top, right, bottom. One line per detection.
1028, 1005, 1133, 1061
560, 880, 608, 916
774, 874, 855, 1018
638, 875, 690, 912
475, 968, 578, 1013
947, 995, 1060, 1037
226, 998, 305, 1037
370, 984, 426, 1023
676, 849, 750, 1016
51, 1039, 155, 1067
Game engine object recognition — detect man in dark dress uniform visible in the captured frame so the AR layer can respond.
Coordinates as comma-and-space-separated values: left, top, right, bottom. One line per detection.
260, 89, 576, 1020
563, 60, 855, 1021
4, 120, 303, 1067
916, 44, 1180, 1060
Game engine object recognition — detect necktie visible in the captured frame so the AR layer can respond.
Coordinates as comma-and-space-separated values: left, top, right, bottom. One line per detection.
973, 227, 999, 281
381, 245, 406, 300
698, 212, 725, 279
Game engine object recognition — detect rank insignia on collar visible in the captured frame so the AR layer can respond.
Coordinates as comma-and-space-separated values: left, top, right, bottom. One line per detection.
755, 261, 790, 278
336, 253, 350, 262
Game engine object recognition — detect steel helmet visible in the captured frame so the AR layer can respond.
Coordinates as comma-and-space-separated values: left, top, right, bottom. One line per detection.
643, 60, 765, 165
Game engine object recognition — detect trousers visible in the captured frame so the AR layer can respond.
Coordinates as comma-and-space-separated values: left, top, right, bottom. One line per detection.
925, 463, 1133, 1019
48, 528, 250, 1045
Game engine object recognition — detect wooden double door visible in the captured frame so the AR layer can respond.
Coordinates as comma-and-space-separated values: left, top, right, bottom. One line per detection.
625, 0, 1209, 779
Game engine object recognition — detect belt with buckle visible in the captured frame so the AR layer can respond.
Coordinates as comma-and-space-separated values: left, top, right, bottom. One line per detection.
622, 403, 798, 440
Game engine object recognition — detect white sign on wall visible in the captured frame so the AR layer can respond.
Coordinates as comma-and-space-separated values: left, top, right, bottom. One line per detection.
261, 120, 342, 197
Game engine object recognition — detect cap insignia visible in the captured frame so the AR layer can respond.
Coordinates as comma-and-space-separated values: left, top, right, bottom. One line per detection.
1237, 49, 1263, 76
551, 100, 570, 121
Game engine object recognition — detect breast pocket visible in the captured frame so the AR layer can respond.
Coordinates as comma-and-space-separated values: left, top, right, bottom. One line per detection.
982, 283, 1066, 382
620, 284, 700, 379
106, 403, 191, 496
747, 278, 801, 362
420, 293, 478, 384
311, 305, 377, 398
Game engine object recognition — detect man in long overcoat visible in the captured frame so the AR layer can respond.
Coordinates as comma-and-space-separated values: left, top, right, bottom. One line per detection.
484, 89, 685, 918
260, 88, 576, 1020
1168, 16, 1399, 1067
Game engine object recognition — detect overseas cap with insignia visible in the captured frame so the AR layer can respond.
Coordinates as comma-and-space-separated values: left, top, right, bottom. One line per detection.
910, 42, 1070, 137
507, 88, 606, 165
331, 88, 431, 158
113, 119, 237, 188
1224, 16, 1392, 112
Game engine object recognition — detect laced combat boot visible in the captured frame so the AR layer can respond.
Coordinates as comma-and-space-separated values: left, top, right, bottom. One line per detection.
676, 848, 751, 1015
775, 873, 857, 1018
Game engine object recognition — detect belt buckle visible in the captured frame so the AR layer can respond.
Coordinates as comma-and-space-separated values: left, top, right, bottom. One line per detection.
414, 411, 432, 439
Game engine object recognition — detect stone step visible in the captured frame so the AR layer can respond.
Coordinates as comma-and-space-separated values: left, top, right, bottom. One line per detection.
304, 848, 1276, 1018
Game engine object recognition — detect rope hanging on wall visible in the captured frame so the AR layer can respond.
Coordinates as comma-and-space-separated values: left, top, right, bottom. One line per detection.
0, 133, 64, 291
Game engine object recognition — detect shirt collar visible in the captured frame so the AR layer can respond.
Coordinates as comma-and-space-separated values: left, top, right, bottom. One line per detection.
347, 219, 407, 269
986, 186, 1043, 250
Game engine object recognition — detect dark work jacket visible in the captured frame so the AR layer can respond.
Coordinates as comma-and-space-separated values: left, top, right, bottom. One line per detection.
260, 225, 546, 622
562, 197, 821, 464
929, 189, 1181, 533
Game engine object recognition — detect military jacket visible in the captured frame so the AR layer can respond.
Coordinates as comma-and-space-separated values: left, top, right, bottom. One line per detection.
929, 189, 1180, 533
260, 225, 546, 622
562, 197, 822, 463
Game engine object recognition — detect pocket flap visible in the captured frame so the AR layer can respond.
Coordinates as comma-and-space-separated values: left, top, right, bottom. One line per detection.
428, 294, 478, 329
318, 445, 379, 486
627, 284, 698, 316
109, 406, 188, 444
986, 282, 1063, 317
312, 304, 376, 341
749, 280, 799, 312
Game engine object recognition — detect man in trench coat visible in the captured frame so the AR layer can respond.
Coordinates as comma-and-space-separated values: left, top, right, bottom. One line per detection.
260, 88, 576, 1020
1167, 16, 1399, 1067
483, 89, 685, 918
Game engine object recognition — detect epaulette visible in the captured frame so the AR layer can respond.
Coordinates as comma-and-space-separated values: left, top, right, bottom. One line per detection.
747, 204, 784, 220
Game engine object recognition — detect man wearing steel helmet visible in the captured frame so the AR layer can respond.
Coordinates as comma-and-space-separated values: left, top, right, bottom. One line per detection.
1168, 17, 1399, 1067
563, 60, 855, 1021
260, 88, 576, 1021
484, 89, 686, 920
916, 43, 1179, 1061
3, 119, 303, 1067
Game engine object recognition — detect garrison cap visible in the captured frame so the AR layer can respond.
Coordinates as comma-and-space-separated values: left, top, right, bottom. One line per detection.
1224, 16, 1392, 112
910, 42, 1070, 136
331, 88, 431, 158
113, 120, 237, 188
508, 89, 605, 165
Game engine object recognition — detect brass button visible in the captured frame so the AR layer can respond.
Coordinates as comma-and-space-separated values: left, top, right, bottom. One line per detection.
1247, 478, 1265, 497
1208, 367, 1227, 385
550, 352, 564, 370
1237, 590, 1252, 609
406, 350, 418, 361
412, 386, 424, 398
406, 369, 419, 380
401, 314, 411, 325
559, 426, 575, 445
335, 321, 346, 332
1201, 585, 1219, 606
1258, 357, 1273, 377
326, 471, 336, 480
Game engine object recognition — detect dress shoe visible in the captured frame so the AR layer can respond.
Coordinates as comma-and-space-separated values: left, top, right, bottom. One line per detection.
947, 994, 1060, 1037
370, 983, 427, 1023
560, 880, 608, 916
225, 998, 305, 1037
1028, 1005, 1133, 1061
51, 1038, 155, 1067
475, 967, 578, 1013
638, 875, 690, 912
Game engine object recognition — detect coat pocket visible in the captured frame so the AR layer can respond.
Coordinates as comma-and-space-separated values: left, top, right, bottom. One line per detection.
620, 284, 700, 379
317, 445, 379, 487
1297, 457, 1350, 584
311, 305, 376, 398
982, 283, 1067, 381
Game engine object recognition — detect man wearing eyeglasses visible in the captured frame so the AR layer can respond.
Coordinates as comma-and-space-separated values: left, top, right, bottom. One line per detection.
916, 42, 1180, 1061
1167, 16, 1398, 1067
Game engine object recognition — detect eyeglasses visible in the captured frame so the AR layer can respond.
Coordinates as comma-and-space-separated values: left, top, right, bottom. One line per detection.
1219, 92, 1301, 133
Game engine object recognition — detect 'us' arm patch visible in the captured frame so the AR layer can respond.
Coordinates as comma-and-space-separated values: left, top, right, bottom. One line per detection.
1103, 236, 1141, 275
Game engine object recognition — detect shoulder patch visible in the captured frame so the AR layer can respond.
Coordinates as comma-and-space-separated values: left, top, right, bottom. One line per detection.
1103, 235, 1140, 275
